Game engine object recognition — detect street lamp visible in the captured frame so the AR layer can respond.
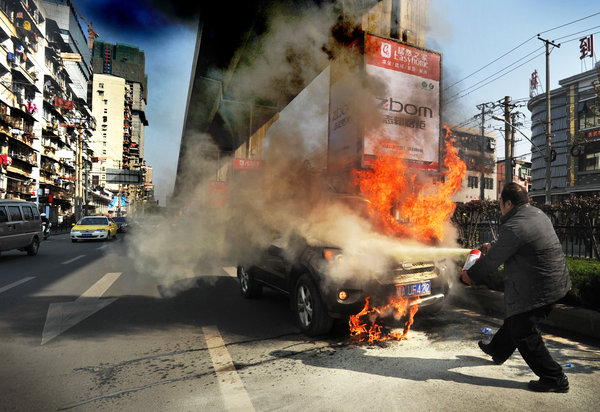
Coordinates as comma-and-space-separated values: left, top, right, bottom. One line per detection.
491, 115, 551, 198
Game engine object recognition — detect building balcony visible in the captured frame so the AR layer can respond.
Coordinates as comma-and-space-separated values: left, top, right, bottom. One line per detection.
8, 151, 36, 166
7, 132, 35, 149
0, 113, 22, 129
6, 184, 31, 198
10, 60, 37, 87
6, 164, 32, 178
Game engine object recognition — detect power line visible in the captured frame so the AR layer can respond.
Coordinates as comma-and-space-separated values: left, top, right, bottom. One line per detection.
444, 49, 545, 104
445, 11, 600, 93
553, 24, 600, 41
443, 35, 537, 92
445, 28, 600, 106
538, 11, 600, 35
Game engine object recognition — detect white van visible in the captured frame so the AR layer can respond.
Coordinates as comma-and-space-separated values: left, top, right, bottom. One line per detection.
0, 200, 43, 256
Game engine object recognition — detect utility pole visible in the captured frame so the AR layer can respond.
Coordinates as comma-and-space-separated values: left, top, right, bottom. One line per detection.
83, 168, 89, 216
538, 35, 560, 204
503, 96, 512, 186
476, 102, 491, 200
511, 112, 517, 178
75, 128, 83, 220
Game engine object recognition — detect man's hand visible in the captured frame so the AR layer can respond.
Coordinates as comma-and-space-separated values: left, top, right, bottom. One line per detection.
479, 243, 491, 254
459, 270, 474, 286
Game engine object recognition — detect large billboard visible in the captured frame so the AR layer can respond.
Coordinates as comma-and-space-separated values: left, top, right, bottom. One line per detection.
363, 34, 441, 170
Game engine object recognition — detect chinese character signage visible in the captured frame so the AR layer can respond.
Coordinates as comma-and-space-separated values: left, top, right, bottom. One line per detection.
579, 35, 594, 60
529, 70, 539, 98
233, 158, 264, 170
585, 128, 600, 140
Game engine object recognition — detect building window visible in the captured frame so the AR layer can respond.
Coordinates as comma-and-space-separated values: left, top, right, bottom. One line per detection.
581, 151, 600, 171
484, 177, 494, 190
99, 83, 104, 89
578, 98, 600, 130
468, 176, 479, 188
104, 109, 108, 114
518, 167, 531, 179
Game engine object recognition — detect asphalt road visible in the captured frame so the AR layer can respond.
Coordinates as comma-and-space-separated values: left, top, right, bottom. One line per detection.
1, 233, 599, 411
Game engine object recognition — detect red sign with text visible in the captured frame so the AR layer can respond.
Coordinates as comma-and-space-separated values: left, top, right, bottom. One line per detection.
233, 158, 264, 170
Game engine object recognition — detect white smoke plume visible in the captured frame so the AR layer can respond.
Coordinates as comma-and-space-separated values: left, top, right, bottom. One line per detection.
127, 1, 471, 296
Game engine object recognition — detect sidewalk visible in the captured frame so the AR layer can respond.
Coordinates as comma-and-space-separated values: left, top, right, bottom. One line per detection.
448, 286, 600, 341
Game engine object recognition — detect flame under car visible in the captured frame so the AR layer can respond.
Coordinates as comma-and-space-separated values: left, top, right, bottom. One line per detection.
237, 235, 450, 337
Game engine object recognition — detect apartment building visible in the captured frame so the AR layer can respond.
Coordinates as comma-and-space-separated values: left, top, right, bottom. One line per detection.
451, 126, 498, 202
40, 0, 107, 216
90, 41, 152, 210
496, 158, 532, 198
0, 0, 104, 223
0, 0, 44, 204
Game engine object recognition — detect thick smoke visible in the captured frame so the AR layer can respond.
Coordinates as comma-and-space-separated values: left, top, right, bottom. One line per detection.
127, 0, 470, 295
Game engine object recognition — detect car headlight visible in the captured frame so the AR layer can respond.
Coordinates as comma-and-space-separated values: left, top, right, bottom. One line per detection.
323, 248, 343, 264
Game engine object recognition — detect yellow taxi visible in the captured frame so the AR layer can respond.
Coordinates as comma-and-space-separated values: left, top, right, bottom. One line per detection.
71, 216, 118, 242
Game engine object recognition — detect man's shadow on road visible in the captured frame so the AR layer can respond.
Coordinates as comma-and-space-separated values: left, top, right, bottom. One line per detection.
270, 348, 526, 390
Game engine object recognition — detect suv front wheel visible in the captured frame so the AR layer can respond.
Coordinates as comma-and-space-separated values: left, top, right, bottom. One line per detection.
293, 274, 333, 336
238, 265, 262, 298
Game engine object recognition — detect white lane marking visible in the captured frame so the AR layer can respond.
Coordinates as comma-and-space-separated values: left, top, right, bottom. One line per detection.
223, 267, 237, 278
0, 277, 35, 294
61, 255, 86, 265
97, 244, 109, 250
203, 325, 255, 412
41, 272, 122, 345
80, 272, 122, 298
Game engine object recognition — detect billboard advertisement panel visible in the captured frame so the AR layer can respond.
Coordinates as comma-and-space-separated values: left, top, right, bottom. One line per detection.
364, 34, 441, 170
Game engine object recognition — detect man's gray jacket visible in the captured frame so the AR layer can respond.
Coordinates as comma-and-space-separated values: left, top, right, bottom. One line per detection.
467, 203, 571, 318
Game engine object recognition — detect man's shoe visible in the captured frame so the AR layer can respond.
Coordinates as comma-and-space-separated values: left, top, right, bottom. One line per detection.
478, 340, 504, 365
528, 375, 569, 393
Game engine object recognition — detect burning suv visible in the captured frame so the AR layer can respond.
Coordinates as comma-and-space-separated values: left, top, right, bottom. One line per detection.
237, 195, 451, 337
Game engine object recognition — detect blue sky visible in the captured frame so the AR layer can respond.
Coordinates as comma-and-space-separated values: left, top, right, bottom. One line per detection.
428, 0, 600, 160
74, 0, 198, 206
72, 1, 600, 203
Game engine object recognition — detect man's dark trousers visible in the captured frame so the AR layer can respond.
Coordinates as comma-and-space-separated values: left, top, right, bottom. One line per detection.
487, 304, 564, 381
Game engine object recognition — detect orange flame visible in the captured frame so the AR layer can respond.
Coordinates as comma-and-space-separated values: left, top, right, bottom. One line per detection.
353, 127, 466, 244
348, 127, 466, 343
349, 296, 420, 344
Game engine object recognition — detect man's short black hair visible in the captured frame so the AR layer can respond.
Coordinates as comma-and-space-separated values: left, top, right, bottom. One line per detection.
501, 182, 529, 206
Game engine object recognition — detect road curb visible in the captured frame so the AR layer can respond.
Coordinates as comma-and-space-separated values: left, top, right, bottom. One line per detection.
448, 287, 600, 340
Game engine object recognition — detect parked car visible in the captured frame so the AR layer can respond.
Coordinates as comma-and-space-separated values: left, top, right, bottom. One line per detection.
112, 216, 129, 233
237, 195, 451, 337
0, 199, 43, 256
71, 216, 118, 242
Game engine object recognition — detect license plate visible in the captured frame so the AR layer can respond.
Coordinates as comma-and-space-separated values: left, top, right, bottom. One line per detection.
398, 281, 431, 298
81, 233, 92, 237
